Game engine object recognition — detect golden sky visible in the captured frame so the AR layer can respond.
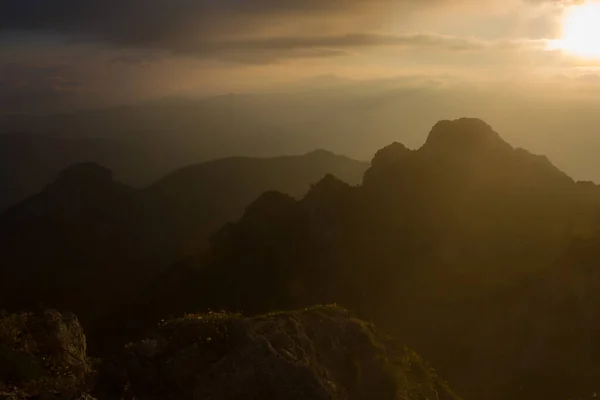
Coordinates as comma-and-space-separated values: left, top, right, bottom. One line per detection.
2, 0, 600, 181
1, 0, 599, 111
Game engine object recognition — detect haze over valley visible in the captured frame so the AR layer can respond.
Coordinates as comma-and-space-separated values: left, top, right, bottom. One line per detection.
2, 1, 600, 400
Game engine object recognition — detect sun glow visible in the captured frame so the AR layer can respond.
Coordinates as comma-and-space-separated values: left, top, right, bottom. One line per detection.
548, 1, 600, 58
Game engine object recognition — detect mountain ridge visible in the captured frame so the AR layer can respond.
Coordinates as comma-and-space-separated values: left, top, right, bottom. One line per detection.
143, 118, 600, 400
0, 149, 368, 354
2, 118, 600, 399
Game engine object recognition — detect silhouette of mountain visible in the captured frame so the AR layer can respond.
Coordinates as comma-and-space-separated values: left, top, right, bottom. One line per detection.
4, 80, 600, 184
144, 118, 600, 400
0, 163, 156, 357
145, 150, 367, 254
0, 151, 367, 353
0, 133, 159, 212
3, 117, 600, 399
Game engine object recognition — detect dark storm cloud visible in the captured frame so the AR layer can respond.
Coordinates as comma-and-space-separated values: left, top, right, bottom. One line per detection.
0, 0, 499, 63
0, 0, 573, 42
0, 0, 389, 45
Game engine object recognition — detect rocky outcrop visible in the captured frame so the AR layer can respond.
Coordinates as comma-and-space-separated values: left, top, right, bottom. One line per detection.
103, 306, 460, 400
0, 310, 92, 400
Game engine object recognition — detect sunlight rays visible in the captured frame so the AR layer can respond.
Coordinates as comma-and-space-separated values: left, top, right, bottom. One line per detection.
548, 1, 600, 59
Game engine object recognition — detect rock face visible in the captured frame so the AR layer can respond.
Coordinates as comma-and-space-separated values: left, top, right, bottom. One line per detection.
107, 306, 460, 400
0, 310, 92, 399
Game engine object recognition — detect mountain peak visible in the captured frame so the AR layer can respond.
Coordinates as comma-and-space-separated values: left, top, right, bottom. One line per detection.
423, 118, 511, 154
55, 162, 114, 186
305, 149, 337, 158
303, 174, 352, 205
243, 191, 298, 220
363, 142, 412, 186
370, 142, 411, 167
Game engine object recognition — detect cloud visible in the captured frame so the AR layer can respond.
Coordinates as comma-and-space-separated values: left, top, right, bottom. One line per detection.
0, 1, 397, 45
203, 33, 487, 52
185, 33, 488, 63
0, 0, 572, 62
186, 32, 554, 63
0, 0, 587, 112
110, 53, 166, 67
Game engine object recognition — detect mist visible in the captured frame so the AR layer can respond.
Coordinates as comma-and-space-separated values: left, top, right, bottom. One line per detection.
2, 1, 600, 400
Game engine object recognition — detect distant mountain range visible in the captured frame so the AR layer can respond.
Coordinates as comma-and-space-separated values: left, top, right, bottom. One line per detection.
0, 125, 368, 212
1, 117, 600, 400
0, 149, 367, 351
3, 83, 600, 187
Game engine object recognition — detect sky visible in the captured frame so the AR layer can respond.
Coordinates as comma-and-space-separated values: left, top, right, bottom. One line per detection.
1, 0, 600, 113
2, 0, 600, 183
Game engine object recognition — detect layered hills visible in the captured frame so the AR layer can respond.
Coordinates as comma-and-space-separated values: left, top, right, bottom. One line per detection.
0, 151, 367, 353
144, 118, 600, 399
1, 118, 600, 399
